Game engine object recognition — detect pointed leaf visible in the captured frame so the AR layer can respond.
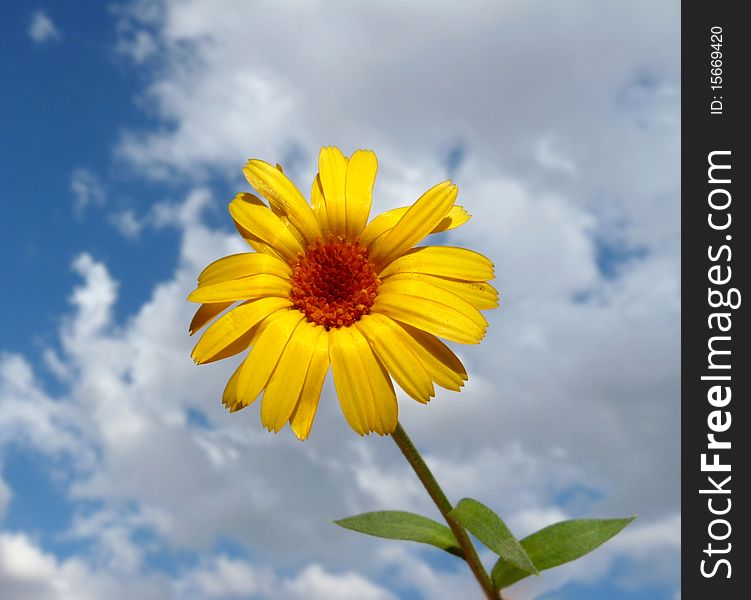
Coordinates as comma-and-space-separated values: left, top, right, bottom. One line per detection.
334, 511, 464, 558
491, 517, 636, 590
449, 498, 537, 576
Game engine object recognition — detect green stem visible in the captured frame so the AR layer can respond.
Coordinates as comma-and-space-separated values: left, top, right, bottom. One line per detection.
391, 422, 501, 600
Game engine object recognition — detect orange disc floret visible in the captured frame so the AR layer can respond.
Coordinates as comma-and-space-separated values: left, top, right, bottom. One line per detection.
290, 234, 380, 329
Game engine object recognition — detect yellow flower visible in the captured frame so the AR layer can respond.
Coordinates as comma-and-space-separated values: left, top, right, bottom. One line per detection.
188, 147, 498, 439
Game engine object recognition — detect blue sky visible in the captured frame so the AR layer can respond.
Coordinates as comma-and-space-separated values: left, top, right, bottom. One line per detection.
1, 2, 679, 599
1, 3, 176, 357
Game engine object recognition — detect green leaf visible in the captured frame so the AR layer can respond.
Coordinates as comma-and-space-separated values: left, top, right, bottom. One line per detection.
492, 517, 636, 590
448, 498, 538, 576
333, 511, 464, 558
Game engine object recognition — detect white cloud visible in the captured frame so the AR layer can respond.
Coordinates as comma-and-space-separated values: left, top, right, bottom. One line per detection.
112, 1, 678, 233
0, 531, 396, 600
375, 545, 476, 599
174, 555, 275, 598
0, 533, 169, 600
107, 187, 213, 240
28, 10, 60, 44
281, 564, 397, 600
0, 352, 89, 462
175, 558, 396, 600
534, 136, 576, 174
68, 253, 119, 341
70, 168, 106, 217
117, 30, 158, 64
0, 476, 11, 520
109, 209, 145, 239
611, 513, 681, 558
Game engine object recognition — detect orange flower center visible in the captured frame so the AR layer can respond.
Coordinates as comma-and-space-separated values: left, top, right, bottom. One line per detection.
290, 234, 380, 329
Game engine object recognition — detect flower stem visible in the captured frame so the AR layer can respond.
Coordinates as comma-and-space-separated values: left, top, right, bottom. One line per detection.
390, 422, 500, 600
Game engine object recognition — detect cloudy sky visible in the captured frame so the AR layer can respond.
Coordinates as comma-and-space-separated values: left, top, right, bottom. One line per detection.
1, 1, 680, 599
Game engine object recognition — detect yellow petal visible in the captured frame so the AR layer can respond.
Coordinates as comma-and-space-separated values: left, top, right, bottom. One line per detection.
393, 321, 467, 391
235, 310, 304, 408
373, 290, 486, 344
290, 329, 330, 440
233, 219, 288, 263
318, 147, 348, 237
350, 325, 397, 434
229, 193, 304, 263
261, 321, 324, 433
243, 159, 322, 245
189, 301, 233, 335
222, 363, 244, 412
206, 329, 263, 365
329, 326, 377, 435
383, 273, 498, 310
361, 205, 471, 248
378, 246, 495, 281
368, 181, 458, 269
188, 274, 291, 303
345, 149, 377, 240
198, 253, 292, 287
359, 212, 394, 248
191, 298, 292, 364
311, 173, 329, 235
250, 181, 306, 249
357, 313, 434, 403
379, 279, 488, 329
432, 205, 471, 233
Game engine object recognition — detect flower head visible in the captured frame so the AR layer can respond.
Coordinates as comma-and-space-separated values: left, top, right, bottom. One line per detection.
188, 147, 498, 439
